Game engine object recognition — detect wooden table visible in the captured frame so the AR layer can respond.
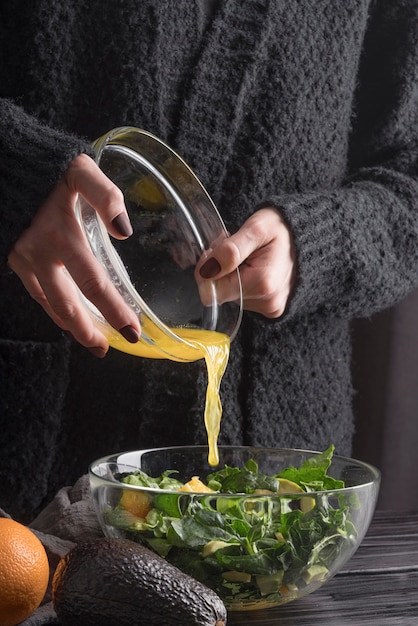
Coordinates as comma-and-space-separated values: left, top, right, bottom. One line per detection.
228, 510, 418, 625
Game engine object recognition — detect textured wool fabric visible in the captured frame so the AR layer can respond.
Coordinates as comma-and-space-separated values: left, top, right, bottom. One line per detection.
1, 0, 418, 521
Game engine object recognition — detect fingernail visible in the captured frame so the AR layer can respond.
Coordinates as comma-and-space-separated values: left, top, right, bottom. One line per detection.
200, 258, 221, 279
88, 346, 108, 358
119, 325, 139, 343
112, 213, 133, 237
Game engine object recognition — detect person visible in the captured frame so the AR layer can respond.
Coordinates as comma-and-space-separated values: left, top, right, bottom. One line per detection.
1, 0, 418, 523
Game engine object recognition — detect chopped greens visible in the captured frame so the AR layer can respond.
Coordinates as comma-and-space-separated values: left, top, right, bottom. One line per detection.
105, 446, 358, 607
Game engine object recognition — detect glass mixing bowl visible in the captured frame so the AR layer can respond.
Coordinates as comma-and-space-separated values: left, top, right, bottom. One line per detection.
76, 127, 242, 361
89, 446, 380, 612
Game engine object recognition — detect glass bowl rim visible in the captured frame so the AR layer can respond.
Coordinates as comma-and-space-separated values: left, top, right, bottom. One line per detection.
88, 444, 381, 497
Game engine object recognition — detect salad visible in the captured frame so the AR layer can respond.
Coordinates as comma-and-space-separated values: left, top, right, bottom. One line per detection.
106, 446, 358, 608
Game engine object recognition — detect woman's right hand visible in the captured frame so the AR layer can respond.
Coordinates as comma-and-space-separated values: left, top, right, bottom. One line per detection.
7, 153, 141, 357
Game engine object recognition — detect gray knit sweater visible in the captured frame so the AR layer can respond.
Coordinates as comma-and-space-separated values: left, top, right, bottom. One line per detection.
1, 0, 418, 521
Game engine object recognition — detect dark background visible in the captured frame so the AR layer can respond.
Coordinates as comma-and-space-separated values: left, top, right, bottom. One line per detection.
352, 286, 418, 510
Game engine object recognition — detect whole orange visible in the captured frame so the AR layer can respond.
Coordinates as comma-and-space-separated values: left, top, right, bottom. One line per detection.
0, 518, 49, 626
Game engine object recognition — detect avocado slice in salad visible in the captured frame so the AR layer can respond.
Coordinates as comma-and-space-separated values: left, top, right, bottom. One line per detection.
277, 478, 316, 512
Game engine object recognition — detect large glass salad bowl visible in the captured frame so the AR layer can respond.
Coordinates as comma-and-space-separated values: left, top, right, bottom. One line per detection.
89, 445, 380, 612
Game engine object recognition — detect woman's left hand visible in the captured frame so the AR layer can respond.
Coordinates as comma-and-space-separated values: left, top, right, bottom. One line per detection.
196, 207, 296, 318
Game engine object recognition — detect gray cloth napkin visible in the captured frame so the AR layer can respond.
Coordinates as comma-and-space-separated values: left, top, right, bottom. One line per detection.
1, 475, 104, 625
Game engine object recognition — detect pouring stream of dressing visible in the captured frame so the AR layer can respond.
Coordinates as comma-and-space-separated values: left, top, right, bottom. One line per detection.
104, 322, 230, 467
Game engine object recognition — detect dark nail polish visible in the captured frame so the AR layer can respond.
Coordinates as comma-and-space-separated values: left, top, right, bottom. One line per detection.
112, 213, 133, 237
200, 258, 221, 279
119, 325, 139, 343
88, 346, 108, 358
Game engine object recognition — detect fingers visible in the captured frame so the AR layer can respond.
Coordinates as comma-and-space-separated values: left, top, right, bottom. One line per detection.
8, 154, 141, 354
198, 209, 278, 279
197, 208, 296, 318
228, 262, 292, 317
8, 246, 110, 355
59, 238, 141, 342
198, 234, 249, 280
209, 262, 291, 317
10, 229, 141, 352
64, 154, 133, 239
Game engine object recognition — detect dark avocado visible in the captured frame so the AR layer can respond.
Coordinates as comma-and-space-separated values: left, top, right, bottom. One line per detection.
52, 537, 227, 626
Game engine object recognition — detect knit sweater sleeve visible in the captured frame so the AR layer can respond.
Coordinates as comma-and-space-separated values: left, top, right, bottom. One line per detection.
269, 0, 418, 322
0, 98, 93, 272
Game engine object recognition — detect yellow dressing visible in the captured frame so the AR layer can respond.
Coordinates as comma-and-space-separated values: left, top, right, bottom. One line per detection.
103, 321, 230, 467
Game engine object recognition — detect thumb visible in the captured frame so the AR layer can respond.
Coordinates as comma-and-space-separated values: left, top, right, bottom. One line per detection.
198, 219, 263, 279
